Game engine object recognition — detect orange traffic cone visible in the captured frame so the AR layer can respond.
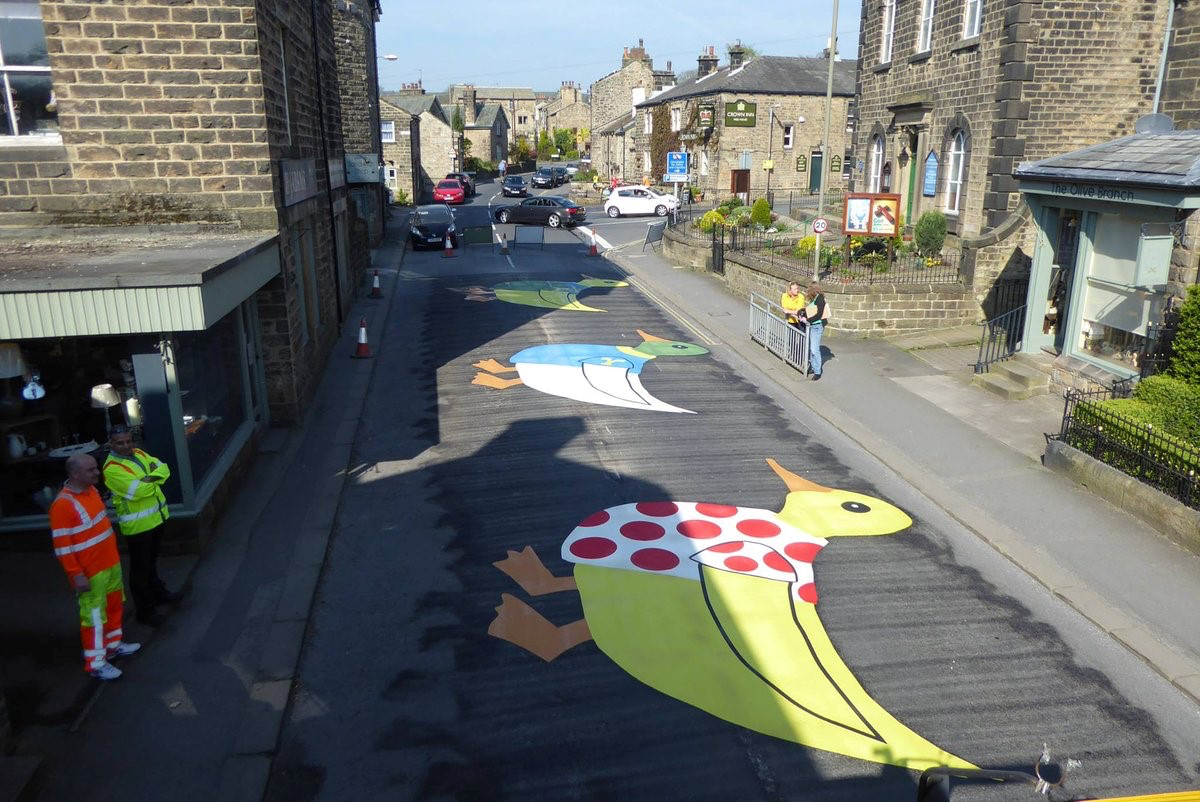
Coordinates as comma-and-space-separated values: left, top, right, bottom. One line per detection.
368, 269, 383, 299
499, 233, 509, 255
587, 229, 599, 257
442, 233, 455, 258
351, 317, 372, 359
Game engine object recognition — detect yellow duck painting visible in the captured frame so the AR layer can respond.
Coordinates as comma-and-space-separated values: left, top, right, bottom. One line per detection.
489, 459, 976, 771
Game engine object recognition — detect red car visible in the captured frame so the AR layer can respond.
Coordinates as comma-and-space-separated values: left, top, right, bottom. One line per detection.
432, 179, 466, 204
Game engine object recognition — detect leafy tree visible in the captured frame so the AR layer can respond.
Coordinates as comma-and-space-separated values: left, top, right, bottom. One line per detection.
553, 127, 574, 155
913, 210, 947, 257
1167, 285, 1200, 386
509, 136, 533, 162
537, 130, 552, 158
451, 106, 464, 132
461, 137, 472, 156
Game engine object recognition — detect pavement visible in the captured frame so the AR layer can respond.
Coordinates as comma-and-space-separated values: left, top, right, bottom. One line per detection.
2, 208, 1199, 800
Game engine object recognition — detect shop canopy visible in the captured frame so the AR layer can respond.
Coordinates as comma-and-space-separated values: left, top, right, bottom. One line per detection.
0, 232, 279, 339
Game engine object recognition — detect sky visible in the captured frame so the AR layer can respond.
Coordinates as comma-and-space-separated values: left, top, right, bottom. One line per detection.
373, 0, 861, 94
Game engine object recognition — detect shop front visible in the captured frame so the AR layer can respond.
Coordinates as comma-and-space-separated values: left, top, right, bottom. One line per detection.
1015, 125, 1200, 380
0, 234, 278, 536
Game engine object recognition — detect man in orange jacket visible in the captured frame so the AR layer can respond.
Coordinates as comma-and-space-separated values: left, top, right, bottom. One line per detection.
49, 453, 141, 680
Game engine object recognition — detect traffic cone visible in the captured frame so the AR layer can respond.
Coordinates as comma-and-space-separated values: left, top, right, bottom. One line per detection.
351, 317, 372, 359
587, 229, 599, 257
499, 233, 509, 255
368, 269, 383, 299
442, 233, 455, 258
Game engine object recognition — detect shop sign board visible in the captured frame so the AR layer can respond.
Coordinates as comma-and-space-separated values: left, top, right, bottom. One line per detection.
698, 103, 715, 130
281, 158, 317, 207
842, 193, 903, 236
923, 152, 938, 196
345, 153, 382, 184
796, 155, 808, 173
724, 99, 757, 127
667, 151, 689, 181
830, 155, 842, 174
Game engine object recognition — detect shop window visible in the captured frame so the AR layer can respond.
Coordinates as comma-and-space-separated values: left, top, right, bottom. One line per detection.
963, 0, 983, 38
868, 135, 884, 192
0, 0, 57, 138
880, 0, 896, 63
782, 125, 794, 150
381, 120, 395, 143
918, 0, 936, 52
945, 129, 966, 214
175, 311, 248, 486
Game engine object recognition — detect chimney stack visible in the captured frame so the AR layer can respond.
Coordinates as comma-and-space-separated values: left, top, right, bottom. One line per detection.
728, 40, 747, 69
462, 84, 476, 125
697, 45, 718, 77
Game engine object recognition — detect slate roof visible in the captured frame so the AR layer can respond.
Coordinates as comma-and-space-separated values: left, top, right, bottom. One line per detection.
466, 103, 506, 130
379, 93, 448, 124
1015, 129, 1200, 190
451, 85, 536, 101
637, 56, 856, 108
595, 114, 635, 136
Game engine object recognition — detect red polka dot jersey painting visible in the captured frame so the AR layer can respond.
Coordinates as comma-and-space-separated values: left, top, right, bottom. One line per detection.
561, 502, 828, 603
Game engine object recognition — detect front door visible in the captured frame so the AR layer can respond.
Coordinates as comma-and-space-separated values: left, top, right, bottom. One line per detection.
808, 152, 823, 194
730, 169, 750, 203
1051, 209, 1082, 352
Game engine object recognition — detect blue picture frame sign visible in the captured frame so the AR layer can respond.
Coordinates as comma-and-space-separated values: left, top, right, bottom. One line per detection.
923, 152, 938, 197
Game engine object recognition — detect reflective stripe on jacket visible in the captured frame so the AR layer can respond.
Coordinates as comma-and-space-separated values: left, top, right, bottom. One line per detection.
103, 449, 170, 535
49, 486, 120, 579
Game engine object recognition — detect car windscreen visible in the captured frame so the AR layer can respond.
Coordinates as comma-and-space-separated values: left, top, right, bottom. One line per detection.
436, 180, 459, 189
415, 208, 451, 224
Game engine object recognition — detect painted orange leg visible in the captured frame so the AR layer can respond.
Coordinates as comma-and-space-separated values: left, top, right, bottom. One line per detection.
472, 373, 524, 390
493, 545, 576, 595
488, 593, 592, 662
473, 358, 517, 374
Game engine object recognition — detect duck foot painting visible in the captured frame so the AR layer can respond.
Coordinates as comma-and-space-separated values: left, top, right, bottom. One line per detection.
450, 275, 629, 312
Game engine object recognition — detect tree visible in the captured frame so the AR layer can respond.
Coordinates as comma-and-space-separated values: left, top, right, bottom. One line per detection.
553, 127, 574, 155
750, 197, 772, 228
1168, 285, 1200, 385
537, 130, 552, 158
509, 136, 533, 162
725, 41, 760, 58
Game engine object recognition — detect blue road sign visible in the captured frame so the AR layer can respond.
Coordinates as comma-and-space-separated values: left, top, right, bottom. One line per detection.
667, 151, 689, 179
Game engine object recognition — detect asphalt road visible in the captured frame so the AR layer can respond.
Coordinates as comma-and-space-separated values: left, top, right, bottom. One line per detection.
266, 206, 1200, 800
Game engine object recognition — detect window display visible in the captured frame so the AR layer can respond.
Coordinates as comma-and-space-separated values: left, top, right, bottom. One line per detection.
174, 310, 247, 486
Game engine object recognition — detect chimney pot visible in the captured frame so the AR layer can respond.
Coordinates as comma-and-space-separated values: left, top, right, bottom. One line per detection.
639, 38, 644, 48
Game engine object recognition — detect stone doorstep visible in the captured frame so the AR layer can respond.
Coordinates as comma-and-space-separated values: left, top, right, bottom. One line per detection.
990, 358, 1051, 391
971, 370, 1036, 400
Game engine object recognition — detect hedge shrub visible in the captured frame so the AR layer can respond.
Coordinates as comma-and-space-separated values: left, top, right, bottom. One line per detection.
914, 210, 947, 257
1072, 399, 1200, 478
1133, 374, 1200, 443
750, 197, 772, 228
698, 210, 726, 233
1168, 285, 1200, 385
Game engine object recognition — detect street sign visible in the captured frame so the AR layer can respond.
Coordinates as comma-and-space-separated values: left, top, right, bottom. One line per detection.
666, 151, 688, 181
812, 217, 828, 234
662, 174, 690, 184
762, 159, 774, 171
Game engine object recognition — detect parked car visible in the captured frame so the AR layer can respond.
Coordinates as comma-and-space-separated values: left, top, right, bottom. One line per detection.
551, 166, 569, 185
501, 175, 528, 197
493, 195, 586, 228
432, 179, 466, 204
564, 162, 579, 176
408, 204, 457, 250
604, 185, 679, 217
532, 168, 557, 188
445, 171, 474, 196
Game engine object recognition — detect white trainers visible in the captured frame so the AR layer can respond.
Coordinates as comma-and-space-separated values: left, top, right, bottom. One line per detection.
107, 641, 141, 658
89, 663, 123, 681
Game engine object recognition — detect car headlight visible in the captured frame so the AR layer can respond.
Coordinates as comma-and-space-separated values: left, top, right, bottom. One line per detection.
410, 226, 420, 235
447, 224, 456, 233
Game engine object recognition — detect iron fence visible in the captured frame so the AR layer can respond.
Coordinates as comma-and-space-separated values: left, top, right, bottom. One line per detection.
974, 304, 1027, 374
1138, 307, 1181, 379
749, 292, 809, 374
1053, 386, 1199, 510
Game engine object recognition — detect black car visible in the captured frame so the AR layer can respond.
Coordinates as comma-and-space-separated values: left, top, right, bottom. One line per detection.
445, 171, 474, 196
531, 168, 557, 188
494, 195, 586, 228
408, 204, 457, 250
501, 175, 528, 197
551, 166, 569, 185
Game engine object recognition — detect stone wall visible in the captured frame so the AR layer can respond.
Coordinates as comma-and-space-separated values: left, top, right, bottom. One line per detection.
381, 106, 420, 204
332, 0, 383, 246
662, 228, 978, 336
415, 112, 454, 200
1160, 0, 1200, 129
590, 58, 654, 139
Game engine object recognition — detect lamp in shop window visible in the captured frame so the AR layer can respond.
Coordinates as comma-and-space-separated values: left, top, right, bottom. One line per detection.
89, 383, 122, 435
0, 343, 27, 419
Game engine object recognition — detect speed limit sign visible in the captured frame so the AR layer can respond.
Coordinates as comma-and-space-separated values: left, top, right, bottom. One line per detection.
812, 217, 829, 234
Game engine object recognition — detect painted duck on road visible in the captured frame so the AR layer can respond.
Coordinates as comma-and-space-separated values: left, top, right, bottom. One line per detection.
472, 330, 709, 414
488, 459, 975, 771
450, 275, 628, 312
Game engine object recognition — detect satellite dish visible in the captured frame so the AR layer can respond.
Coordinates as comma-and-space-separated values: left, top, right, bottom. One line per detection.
1135, 114, 1175, 134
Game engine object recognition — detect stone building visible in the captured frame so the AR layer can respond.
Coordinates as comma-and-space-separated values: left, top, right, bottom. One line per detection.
379, 100, 421, 204
380, 87, 454, 201
0, 0, 378, 540
332, 0, 385, 246
853, 0, 1170, 298
455, 85, 510, 164
591, 39, 675, 178
635, 44, 855, 199
449, 84, 535, 146
539, 81, 590, 138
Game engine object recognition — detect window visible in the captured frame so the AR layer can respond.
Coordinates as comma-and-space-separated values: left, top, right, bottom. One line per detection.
380, 120, 395, 143
670, 107, 681, 131
868, 135, 884, 192
880, 0, 896, 63
518, 115, 528, 125
644, 112, 652, 134
643, 151, 651, 172
0, 0, 57, 138
175, 309, 249, 485
963, 0, 982, 38
945, 130, 966, 213
782, 125, 794, 150
918, 0, 936, 52
701, 151, 709, 176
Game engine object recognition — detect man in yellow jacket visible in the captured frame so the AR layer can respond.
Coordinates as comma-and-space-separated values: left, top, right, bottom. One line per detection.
103, 425, 181, 625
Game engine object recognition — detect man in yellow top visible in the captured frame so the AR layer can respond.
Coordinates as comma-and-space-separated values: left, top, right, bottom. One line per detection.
103, 425, 181, 626
780, 281, 805, 327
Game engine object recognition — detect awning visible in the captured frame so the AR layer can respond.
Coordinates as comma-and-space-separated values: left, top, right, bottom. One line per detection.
0, 232, 279, 339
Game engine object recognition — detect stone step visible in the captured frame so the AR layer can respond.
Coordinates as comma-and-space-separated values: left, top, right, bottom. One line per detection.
971, 370, 1037, 400
992, 358, 1051, 390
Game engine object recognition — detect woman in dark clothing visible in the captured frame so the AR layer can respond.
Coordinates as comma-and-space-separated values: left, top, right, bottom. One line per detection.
803, 283, 829, 380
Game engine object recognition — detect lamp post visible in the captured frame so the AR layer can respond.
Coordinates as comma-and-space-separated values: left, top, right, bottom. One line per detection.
766, 104, 781, 205
816, 0, 840, 279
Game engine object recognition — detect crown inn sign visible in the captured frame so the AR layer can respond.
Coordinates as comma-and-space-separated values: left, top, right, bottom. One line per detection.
724, 99, 757, 127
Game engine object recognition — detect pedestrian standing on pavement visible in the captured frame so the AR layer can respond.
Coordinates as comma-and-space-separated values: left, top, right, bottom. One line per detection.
499, 159, 507, 179
803, 282, 831, 381
103, 425, 181, 626
780, 281, 806, 328
50, 453, 140, 680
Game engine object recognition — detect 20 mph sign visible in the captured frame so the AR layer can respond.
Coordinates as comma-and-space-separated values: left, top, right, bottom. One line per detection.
812, 217, 829, 233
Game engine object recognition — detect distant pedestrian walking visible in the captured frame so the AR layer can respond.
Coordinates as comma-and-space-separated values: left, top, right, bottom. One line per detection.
499, 159, 507, 179
802, 282, 831, 380
50, 453, 140, 680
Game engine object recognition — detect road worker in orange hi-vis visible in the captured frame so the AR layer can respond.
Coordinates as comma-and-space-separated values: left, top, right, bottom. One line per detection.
49, 453, 140, 681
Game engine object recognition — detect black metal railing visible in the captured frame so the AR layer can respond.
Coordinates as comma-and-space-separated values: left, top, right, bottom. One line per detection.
974, 304, 1027, 374
1138, 308, 1181, 379
711, 226, 725, 275
983, 277, 1030, 319
1054, 386, 1199, 510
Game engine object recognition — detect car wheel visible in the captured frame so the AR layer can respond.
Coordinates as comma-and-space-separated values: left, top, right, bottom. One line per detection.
547, 213, 561, 228
607, 206, 620, 218
498, 210, 510, 223
655, 204, 668, 216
